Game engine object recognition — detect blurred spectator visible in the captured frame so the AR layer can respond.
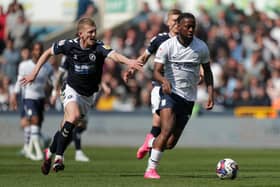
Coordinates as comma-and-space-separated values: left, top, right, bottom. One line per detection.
5, 1, 24, 41
1, 38, 20, 84
78, 3, 97, 19
244, 49, 265, 81
76, 0, 97, 21
270, 17, 280, 46
235, 89, 254, 107
9, 13, 30, 50
132, 1, 151, 24
209, 0, 227, 25
154, 0, 168, 19
0, 6, 6, 54
251, 86, 271, 106
0, 76, 10, 111
20, 47, 30, 61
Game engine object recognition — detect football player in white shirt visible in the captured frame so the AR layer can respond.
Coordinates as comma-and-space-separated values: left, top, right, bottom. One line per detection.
124, 9, 182, 160
144, 12, 214, 179
11, 42, 54, 161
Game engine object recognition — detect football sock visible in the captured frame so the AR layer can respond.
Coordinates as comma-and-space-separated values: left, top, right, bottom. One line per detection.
50, 131, 59, 153
73, 126, 85, 150
54, 155, 63, 161
147, 149, 163, 170
150, 126, 161, 137
148, 137, 155, 148
23, 126, 31, 148
56, 121, 75, 156
50, 130, 72, 156
30, 125, 43, 159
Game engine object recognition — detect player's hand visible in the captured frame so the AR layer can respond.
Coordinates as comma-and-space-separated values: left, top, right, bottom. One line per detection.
122, 68, 135, 83
128, 59, 143, 72
204, 97, 214, 110
198, 74, 204, 85
49, 89, 60, 106
162, 79, 172, 94
20, 73, 36, 86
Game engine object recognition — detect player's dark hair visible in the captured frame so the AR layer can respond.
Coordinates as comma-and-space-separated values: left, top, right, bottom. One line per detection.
177, 12, 196, 24
32, 41, 44, 52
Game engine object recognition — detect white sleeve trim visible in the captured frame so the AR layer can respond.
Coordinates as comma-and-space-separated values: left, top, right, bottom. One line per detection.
154, 58, 164, 64
107, 50, 115, 58
51, 44, 55, 55
145, 49, 151, 55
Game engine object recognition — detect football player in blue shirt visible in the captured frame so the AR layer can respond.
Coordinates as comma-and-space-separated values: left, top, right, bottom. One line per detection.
21, 17, 143, 175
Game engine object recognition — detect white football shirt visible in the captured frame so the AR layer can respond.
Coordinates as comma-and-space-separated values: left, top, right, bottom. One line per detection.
155, 36, 210, 101
14, 59, 53, 99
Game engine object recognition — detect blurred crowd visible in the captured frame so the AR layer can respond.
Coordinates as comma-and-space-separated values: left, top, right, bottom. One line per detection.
0, 0, 280, 113
98, 0, 280, 112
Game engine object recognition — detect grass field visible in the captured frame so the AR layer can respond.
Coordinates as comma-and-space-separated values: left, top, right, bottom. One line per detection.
0, 146, 280, 187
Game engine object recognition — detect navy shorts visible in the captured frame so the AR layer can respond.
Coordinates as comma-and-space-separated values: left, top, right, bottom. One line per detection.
157, 91, 194, 129
20, 98, 45, 124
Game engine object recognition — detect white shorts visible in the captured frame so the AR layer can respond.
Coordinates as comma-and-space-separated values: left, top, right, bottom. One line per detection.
151, 86, 161, 114
61, 84, 94, 121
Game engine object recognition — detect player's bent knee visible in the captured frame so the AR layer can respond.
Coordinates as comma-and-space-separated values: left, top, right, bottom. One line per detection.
65, 115, 81, 124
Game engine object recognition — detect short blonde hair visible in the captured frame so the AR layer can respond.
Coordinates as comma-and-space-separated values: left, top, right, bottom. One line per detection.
77, 17, 96, 33
167, 9, 182, 17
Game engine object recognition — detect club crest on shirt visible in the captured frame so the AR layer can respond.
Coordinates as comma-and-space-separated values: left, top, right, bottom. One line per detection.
89, 53, 96, 61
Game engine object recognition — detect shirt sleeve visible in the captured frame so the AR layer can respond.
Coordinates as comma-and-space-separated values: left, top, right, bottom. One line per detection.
13, 63, 24, 94
98, 44, 114, 58
200, 44, 210, 64
147, 36, 159, 55
52, 39, 70, 55
154, 41, 168, 64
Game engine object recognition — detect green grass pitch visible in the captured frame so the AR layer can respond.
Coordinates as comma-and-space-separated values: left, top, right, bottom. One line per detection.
0, 146, 280, 187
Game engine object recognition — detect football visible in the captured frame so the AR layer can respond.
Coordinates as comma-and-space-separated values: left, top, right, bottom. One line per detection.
216, 158, 239, 179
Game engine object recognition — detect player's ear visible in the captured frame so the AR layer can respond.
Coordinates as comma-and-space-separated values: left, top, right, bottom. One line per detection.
78, 31, 83, 38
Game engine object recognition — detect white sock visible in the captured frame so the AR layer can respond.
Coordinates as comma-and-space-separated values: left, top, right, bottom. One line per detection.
147, 149, 163, 170
23, 126, 31, 147
55, 155, 63, 161
30, 125, 43, 159
148, 137, 155, 148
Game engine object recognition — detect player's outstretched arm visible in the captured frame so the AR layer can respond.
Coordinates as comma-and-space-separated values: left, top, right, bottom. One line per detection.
137, 51, 151, 65
202, 62, 214, 110
108, 51, 143, 72
20, 48, 53, 86
122, 51, 151, 82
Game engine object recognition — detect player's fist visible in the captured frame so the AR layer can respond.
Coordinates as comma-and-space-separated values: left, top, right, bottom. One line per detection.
162, 79, 172, 94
